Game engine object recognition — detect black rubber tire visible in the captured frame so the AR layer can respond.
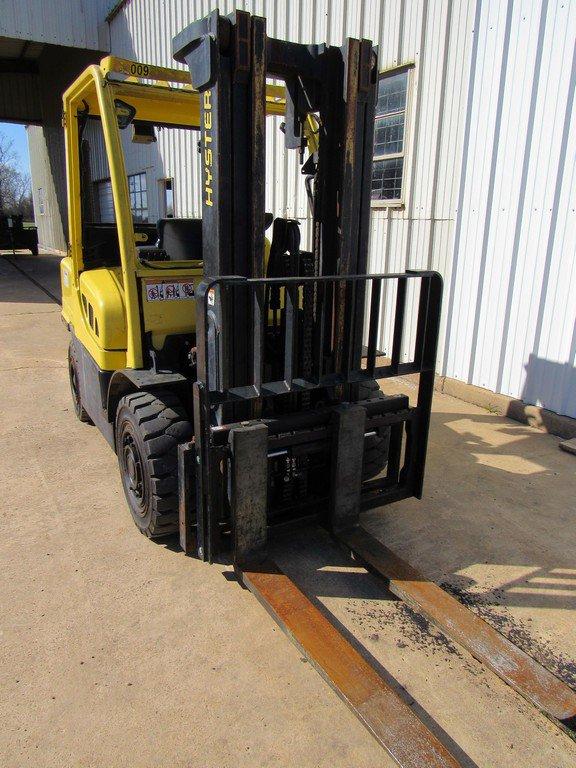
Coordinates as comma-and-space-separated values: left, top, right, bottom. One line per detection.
115, 390, 193, 538
30, 245, 38, 256
68, 342, 92, 424
358, 379, 390, 480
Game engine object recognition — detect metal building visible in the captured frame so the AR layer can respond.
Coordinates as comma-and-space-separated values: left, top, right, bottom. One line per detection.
19, 0, 576, 421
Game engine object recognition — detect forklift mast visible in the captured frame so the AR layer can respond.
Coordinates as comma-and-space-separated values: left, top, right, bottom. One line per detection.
173, 9, 377, 388
173, 10, 442, 564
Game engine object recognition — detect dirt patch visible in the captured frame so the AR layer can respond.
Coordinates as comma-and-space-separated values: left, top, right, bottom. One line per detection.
345, 598, 465, 660
441, 578, 576, 689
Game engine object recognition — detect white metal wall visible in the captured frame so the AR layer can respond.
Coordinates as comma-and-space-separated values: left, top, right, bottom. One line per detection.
105, 0, 576, 418
28, 125, 67, 251
444, 0, 576, 419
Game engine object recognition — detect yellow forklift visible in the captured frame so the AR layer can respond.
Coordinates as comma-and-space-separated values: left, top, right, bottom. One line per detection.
61, 10, 576, 766
61, 49, 395, 544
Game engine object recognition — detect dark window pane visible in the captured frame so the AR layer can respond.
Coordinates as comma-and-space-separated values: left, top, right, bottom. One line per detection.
371, 157, 403, 200
374, 113, 404, 156
164, 179, 174, 217
376, 71, 407, 116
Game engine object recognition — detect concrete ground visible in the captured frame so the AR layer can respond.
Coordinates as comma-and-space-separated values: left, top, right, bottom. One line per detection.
0, 251, 575, 768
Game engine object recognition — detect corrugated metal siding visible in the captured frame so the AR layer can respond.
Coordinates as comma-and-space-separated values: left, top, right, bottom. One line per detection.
0, 0, 110, 49
104, 0, 576, 418
96, 179, 115, 222
444, 0, 576, 417
85, 117, 199, 222
27, 125, 67, 252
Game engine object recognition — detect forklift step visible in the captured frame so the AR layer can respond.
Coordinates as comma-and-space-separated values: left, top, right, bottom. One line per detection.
338, 526, 576, 733
238, 561, 462, 768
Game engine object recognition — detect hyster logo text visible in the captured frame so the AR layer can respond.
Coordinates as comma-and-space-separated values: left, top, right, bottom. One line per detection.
203, 90, 213, 207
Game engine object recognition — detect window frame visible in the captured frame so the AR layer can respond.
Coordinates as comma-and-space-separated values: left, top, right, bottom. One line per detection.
371, 63, 415, 210
128, 171, 149, 223
159, 177, 175, 218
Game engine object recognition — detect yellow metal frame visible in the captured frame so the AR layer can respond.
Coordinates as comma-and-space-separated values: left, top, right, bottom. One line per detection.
62, 56, 316, 370
64, 63, 144, 367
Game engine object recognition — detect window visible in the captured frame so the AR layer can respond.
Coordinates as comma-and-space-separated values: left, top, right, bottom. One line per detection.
128, 172, 148, 222
160, 178, 174, 218
371, 68, 410, 204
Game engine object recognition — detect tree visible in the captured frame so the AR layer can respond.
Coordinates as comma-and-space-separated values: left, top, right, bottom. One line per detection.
0, 132, 33, 219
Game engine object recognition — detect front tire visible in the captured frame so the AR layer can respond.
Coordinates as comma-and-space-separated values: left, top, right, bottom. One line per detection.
115, 391, 193, 538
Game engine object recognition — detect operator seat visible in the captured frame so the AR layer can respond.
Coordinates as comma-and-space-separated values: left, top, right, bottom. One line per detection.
157, 218, 202, 261
157, 214, 274, 262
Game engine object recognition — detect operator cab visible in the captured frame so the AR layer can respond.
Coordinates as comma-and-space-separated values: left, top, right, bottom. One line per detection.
68, 78, 295, 383
79, 113, 277, 270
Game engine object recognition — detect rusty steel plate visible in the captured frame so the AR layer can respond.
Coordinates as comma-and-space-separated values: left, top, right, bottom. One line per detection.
339, 526, 576, 732
239, 561, 462, 768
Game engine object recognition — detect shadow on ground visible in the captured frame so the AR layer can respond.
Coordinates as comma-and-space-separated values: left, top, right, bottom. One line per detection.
0, 251, 63, 305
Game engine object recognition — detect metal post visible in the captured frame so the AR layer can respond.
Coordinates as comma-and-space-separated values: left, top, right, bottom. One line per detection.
178, 441, 196, 554
229, 423, 269, 565
412, 273, 443, 497
329, 404, 366, 532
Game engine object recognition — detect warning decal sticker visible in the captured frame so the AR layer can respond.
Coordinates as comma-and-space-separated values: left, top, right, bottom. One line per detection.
145, 280, 195, 302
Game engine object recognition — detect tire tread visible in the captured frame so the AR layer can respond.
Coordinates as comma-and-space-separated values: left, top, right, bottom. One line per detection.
116, 391, 193, 538
358, 379, 391, 480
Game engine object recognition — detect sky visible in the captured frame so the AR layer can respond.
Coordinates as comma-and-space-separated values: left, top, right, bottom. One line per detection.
0, 123, 31, 176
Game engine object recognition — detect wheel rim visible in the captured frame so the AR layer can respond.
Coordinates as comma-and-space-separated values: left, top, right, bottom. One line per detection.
120, 428, 147, 516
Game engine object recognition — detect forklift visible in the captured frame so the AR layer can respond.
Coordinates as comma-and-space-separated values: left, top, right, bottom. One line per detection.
62, 13, 438, 555
61, 10, 576, 766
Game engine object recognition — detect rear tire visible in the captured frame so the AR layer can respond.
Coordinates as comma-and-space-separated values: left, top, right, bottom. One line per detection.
358, 379, 391, 480
115, 390, 193, 538
68, 342, 92, 424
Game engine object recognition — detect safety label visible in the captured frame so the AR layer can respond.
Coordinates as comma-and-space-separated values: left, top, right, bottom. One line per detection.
145, 279, 195, 302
